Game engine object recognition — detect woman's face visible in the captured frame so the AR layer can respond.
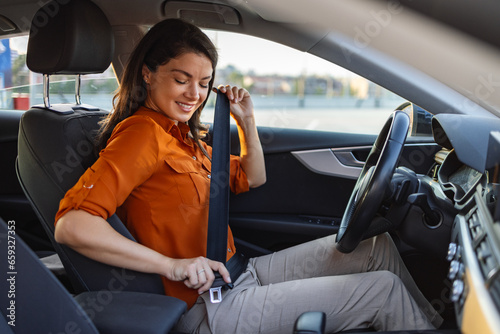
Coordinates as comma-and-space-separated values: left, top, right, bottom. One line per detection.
142, 52, 213, 124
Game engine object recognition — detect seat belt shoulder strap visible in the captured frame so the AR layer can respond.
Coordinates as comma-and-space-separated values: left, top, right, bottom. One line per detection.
206, 90, 232, 303
206, 90, 231, 264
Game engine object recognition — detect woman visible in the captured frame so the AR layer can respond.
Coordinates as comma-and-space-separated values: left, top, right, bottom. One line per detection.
55, 19, 442, 333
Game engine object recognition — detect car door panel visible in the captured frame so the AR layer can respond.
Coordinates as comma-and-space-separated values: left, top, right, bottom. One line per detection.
228, 126, 440, 255
292, 148, 367, 180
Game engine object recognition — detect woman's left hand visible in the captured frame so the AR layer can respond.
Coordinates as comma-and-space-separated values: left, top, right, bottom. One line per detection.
215, 85, 254, 123
214, 84, 266, 188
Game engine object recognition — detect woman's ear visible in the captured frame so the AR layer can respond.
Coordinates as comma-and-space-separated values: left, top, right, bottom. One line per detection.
142, 64, 151, 84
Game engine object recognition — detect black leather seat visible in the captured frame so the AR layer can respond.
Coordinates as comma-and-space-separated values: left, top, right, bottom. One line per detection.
18, 0, 166, 296
0, 217, 100, 333
0, 217, 187, 334
15, 0, 186, 332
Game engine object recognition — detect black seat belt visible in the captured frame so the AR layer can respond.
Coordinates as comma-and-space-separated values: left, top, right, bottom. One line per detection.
206, 90, 233, 303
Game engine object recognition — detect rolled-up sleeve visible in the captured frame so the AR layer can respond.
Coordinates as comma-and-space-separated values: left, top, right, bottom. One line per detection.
55, 118, 160, 223
229, 154, 249, 194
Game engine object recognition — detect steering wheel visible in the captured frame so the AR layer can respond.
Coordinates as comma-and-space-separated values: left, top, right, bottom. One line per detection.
336, 111, 410, 253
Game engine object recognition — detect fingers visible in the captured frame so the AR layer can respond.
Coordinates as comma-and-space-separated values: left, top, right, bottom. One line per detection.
210, 260, 232, 284
167, 257, 232, 294
182, 257, 214, 292
194, 259, 231, 295
215, 85, 248, 103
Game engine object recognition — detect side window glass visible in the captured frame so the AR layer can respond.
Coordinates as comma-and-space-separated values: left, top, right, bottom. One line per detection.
0, 38, 17, 109
202, 30, 431, 136
1, 33, 431, 137
0, 36, 117, 112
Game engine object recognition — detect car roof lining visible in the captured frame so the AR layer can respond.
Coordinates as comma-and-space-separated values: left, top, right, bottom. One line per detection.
5, 0, 500, 51
393, 0, 500, 51
157, 0, 495, 118
162, 0, 330, 53
112, 0, 500, 118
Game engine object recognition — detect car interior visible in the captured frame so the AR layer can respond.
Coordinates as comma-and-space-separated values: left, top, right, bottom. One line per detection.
1, 0, 500, 333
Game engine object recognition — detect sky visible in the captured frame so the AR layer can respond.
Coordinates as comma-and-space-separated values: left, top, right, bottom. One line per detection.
9, 37, 27, 54
204, 30, 353, 77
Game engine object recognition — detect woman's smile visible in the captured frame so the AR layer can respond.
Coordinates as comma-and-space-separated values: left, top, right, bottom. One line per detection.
176, 101, 196, 112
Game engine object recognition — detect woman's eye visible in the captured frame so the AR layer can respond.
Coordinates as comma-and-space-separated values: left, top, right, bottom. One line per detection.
175, 79, 187, 84
200, 83, 209, 88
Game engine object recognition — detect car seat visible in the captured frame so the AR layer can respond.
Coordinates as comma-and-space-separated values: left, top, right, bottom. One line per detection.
16, 0, 170, 300
0, 217, 187, 333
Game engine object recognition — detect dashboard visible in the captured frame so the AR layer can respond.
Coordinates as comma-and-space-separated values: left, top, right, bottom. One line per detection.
431, 114, 500, 333
448, 181, 500, 333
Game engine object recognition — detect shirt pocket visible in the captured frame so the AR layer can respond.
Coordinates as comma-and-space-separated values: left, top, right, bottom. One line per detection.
164, 157, 210, 206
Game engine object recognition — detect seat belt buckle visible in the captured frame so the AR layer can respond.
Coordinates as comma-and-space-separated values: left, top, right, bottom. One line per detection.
209, 272, 233, 304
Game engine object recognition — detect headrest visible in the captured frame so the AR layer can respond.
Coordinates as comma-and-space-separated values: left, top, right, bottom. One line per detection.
26, 0, 114, 75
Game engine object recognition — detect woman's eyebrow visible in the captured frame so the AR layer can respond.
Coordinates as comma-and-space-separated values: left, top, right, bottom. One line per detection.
171, 69, 212, 80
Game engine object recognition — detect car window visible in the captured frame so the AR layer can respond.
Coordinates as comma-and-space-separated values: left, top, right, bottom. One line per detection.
1, 33, 431, 136
202, 30, 410, 135
0, 36, 117, 112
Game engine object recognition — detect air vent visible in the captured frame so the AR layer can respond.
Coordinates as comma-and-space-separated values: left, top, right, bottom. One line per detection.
467, 194, 500, 312
467, 204, 498, 281
476, 237, 497, 278
467, 207, 484, 242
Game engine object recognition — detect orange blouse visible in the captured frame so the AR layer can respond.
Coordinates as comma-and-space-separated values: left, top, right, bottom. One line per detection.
55, 107, 249, 307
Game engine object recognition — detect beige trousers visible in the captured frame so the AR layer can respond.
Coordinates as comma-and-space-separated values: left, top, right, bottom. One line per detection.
174, 233, 443, 333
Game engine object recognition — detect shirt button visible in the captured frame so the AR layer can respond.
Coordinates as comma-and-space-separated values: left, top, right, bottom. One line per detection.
228, 248, 232, 252
192, 156, 197, 160
207, 174, 211, 179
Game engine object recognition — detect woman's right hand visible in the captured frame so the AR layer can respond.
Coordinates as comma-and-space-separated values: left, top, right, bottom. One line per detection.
165, 257, 231, 294
56, 210, 232, 295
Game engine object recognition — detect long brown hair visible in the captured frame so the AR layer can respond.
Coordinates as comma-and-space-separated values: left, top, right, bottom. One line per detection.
95, 19, 218, 154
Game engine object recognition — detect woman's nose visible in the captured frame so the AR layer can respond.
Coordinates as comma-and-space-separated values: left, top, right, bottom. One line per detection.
185, 83, 200, 99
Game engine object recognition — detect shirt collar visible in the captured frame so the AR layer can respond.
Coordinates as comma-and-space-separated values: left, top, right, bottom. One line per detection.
135, 106, 191, 140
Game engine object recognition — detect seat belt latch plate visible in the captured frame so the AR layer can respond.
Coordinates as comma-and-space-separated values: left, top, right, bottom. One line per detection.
209, 286, 223, 303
